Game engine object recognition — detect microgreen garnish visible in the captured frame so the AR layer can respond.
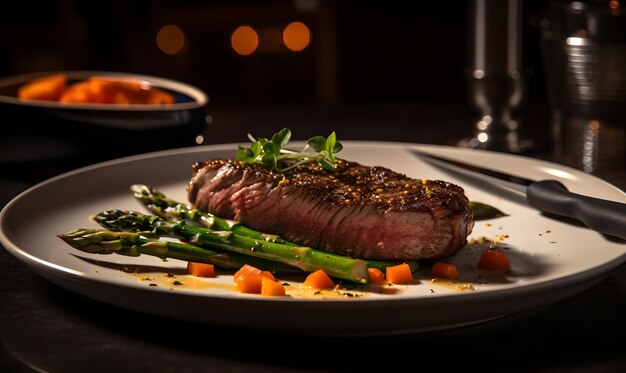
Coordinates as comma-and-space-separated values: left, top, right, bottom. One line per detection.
235, 127, 343, 172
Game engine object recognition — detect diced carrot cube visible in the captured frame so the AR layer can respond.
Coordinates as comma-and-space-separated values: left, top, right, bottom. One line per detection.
261, 277, 286, 296
261, 270, 276, 282
303, 269, 335, 290
367, 267, 386, 284
431, 262, 459, 279
186, 262, 216, 278
385, 263, 413, 284
233, 264, 264, 293
477, 249, 510, 270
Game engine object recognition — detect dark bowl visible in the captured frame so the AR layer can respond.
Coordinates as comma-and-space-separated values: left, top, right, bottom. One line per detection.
0, 70, 209, 181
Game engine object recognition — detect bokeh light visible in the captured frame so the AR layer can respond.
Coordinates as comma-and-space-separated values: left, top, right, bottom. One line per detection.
156, 25, 186, 55
283, 22, 311, 52
231, 25, 259, 56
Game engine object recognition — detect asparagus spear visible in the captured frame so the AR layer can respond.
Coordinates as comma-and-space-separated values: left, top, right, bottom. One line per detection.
130, 184, 283, 243
57, 228, 304, 274
130, 184, 419, 272
94, 209, 370, 284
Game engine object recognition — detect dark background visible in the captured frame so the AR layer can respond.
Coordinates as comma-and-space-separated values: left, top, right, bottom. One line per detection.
3, 3, 626, 372
0, 0, 552, 146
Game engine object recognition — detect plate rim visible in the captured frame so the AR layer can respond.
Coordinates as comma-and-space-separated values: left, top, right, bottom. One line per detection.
2, 141, 626, 334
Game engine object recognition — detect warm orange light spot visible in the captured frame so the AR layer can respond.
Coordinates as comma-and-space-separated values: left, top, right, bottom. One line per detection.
156, 25, 186, 55
283, 22, 311, 52
609, 0, 620, 10
231, 25, 259, 56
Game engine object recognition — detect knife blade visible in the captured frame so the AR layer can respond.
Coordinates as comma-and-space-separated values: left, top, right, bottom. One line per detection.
412, 149, 626, 241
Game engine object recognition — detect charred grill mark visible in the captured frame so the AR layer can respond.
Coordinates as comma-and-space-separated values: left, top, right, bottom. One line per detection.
190, 158, 469, 214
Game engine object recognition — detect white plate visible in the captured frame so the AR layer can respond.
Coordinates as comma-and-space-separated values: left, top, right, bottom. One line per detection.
2, 141, 626, 336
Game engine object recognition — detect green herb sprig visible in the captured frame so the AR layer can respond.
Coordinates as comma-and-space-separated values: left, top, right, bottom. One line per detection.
469, 201, 508, 220
235, 128, 343, 172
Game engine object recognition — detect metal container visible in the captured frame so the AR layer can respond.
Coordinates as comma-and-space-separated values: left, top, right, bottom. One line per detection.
540, 0, 626, 187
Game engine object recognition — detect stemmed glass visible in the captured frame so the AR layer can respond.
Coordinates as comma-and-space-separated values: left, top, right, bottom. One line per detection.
459, 0, 534, 153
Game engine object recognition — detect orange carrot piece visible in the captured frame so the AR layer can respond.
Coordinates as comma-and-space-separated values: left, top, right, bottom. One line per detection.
54, 76, 175, 105
367, 267, 386, 284
59, 81, 98, 103
477, 249, 510, 270
233, 264, 279, 294
86, 78, 129, 103
261, 277, 286, 297
303, 269, 335, 290
234, 264, 261, 277
386, 263, 413, 284
233, 264, 264, 293
18, 74, 175, 105
18, 73, 67, 101
186, 262, 216, 278
86, 76, 174, 105
261, 270, 276, 282
431, 262, 459, 279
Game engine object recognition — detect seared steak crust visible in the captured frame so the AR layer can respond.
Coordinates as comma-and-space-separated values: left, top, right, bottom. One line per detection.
187, 158, 474, 260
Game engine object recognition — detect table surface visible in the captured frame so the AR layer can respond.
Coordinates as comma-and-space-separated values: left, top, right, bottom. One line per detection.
2, 102, 626, 372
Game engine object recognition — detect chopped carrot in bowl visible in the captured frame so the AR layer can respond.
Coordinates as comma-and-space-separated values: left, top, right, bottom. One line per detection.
18, 73, 175, 105
17, 73, 67, 101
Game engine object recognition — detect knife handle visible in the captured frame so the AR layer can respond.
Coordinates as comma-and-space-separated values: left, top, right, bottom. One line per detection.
527, 180, 626, 241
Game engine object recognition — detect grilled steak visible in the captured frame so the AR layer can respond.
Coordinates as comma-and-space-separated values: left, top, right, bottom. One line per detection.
187, 158, 474, 261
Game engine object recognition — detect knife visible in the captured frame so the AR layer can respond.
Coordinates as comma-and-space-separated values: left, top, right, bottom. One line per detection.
412, 149, 626, 241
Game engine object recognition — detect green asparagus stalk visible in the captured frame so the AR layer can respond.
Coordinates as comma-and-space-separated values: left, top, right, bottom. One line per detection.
130, 184, 419, 272
57, 228, 305, 274
94, 209, 370, 284
130, 184, 283, 243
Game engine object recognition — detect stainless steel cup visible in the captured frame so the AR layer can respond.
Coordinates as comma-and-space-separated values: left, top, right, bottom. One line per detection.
540, 0, 626, 188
